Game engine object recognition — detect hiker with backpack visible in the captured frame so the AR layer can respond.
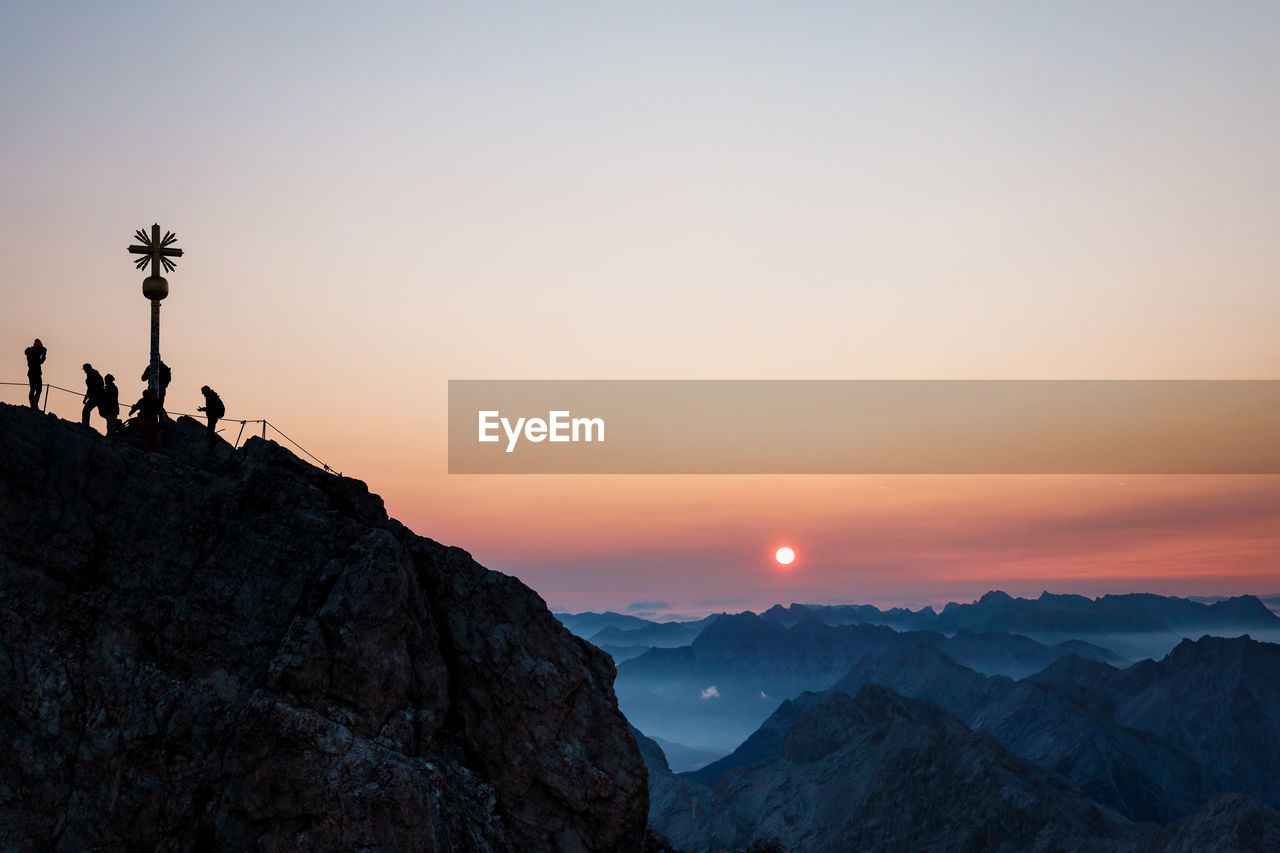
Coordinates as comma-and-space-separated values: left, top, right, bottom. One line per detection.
198, 385, 225, 440
140, 359, 172, 405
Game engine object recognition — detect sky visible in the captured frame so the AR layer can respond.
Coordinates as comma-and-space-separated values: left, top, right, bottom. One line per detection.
2, 2, 1278, 616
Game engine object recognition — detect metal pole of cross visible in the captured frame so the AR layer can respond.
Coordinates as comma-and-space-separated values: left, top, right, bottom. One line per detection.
127, 224, 184, 396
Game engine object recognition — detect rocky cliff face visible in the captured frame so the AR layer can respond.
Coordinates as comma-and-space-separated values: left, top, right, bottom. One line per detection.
0, 404, 648, 851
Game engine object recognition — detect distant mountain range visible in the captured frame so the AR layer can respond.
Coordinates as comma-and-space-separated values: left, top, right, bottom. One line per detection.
555, 610, 666, 637
560, 591, 1280, 687
558, 590, 1279, 649
613, 611, 1126, 753
899, 590, 1278, 634
641, 635, 1280, 851
551, 593, 1280, 848
623, 610, 1128, 682
1190, 593, 1280, 615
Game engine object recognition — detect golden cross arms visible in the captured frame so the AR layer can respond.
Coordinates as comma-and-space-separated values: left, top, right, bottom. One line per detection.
128, 224, 183, 277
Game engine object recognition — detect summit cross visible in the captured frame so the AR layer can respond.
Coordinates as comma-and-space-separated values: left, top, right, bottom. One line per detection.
127, 224, 183, 278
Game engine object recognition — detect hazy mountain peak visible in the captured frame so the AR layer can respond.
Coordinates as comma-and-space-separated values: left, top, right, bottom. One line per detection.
1027, 652, 1122, 689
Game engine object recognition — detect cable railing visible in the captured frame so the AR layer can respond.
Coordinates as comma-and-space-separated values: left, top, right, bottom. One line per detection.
1, 380, 340, 476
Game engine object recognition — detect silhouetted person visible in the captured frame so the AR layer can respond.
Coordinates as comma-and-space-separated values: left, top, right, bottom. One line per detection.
129, 388, 165, 451
140, 360, 172, 405
99, 374, 121, 436
197, 385, 224, 440
81, 363, 104, 427
24, 338, 46, 410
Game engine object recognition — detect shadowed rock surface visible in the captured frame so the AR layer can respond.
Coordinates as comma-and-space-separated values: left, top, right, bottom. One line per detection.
1105, 634, 1280, 808
916, 636, 1280, 820
648, 684, 1280, 852
0, 404, 647, 851
650, 685, 1137, 853
833, 646, 1210, 823
631, 728, 713, 852
687, 635, 1280, 835
1157, 793, 1280, 853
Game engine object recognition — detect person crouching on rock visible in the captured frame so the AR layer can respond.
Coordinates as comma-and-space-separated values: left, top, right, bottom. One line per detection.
197, 385, 225, 441
81, 363, 104, 428
24, 338, 46, 410
99, 374, 121, 437
129, 388, 165, 451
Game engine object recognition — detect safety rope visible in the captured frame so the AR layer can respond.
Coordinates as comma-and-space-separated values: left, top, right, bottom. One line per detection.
0, 380, 340, 476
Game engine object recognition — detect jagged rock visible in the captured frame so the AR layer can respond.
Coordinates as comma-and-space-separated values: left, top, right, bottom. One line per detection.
631, 727, 714, 851
1108, 635, 1280, 808
650, 684, 1136, 853
663, 635, 1280, 848
650, 680, 1280, 852
824, 644, 1228, 823
0, 404, 647, 851
1157, 793, 1280, 853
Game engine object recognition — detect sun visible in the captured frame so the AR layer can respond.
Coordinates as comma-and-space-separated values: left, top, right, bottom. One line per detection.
774, 546, 796, 566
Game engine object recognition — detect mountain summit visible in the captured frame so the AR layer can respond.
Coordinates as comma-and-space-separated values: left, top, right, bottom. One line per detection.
0, 404, 648, 850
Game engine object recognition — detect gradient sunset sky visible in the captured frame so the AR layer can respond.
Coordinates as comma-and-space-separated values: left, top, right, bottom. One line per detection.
3, 2, 1277, 615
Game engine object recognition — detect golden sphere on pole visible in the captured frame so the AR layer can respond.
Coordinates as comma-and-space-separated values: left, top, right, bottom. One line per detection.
142, 275, 169, 300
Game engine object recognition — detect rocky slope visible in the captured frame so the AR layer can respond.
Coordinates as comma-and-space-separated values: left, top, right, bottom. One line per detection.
1106, 634, 1280, 807
0, 404, 647, 851
835, 646, 1210, 823
645, 683, 1280, 852
1158, 794, 1280, 853
691, 635, 1280, 827
647, 685, 1137, 852
631, 728, 714, 852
